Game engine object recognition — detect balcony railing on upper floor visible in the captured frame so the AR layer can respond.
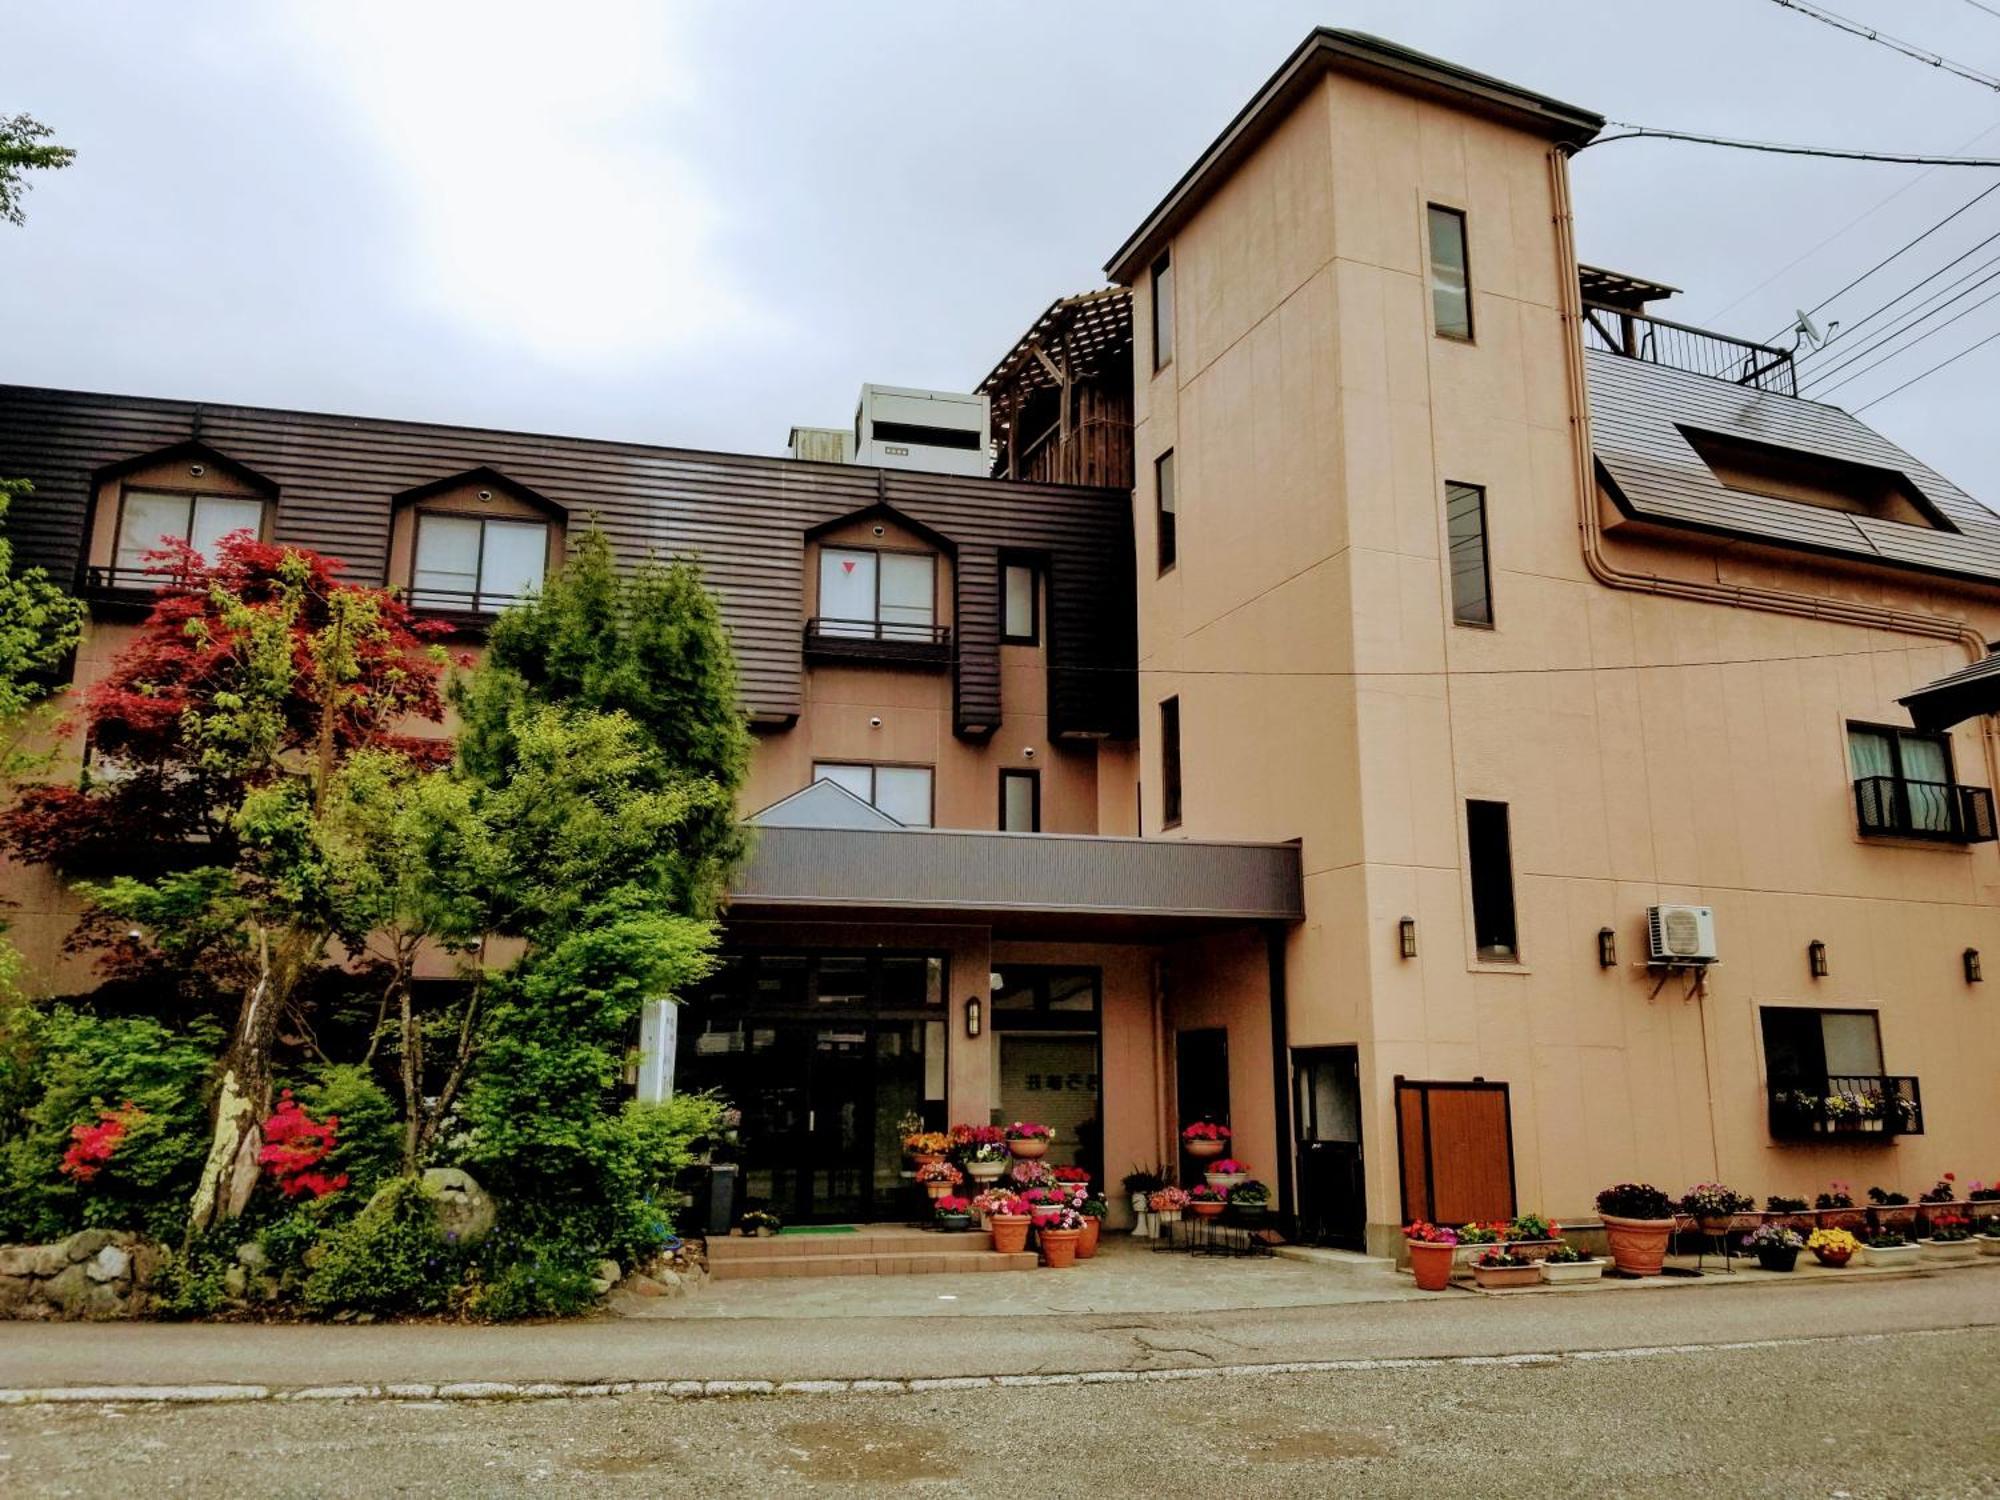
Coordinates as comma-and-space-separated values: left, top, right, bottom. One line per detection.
803, 617, 952, 668
1854, 775, 1997, 844
1582, 301, 1797, 396
1767, 1074, 1924, 1141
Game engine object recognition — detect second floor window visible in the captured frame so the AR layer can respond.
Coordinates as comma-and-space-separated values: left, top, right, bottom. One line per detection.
1002, 561, 1039, 645
818, 547, 936, 641
1849, 723, 1953, 833
1000, 768, 1040, 832
1151, 249, 1175, 370
412, 513, 549, 612
1156, 450, 1177, 574
1467, 799, 1517, 960
813, 761, 933, 827
1761, 1006, 1884, 1085
114, 490, 264, 579
1160, 695, 1182, 829
1428, 204, 1472, 341
1446, 481, 1492, 626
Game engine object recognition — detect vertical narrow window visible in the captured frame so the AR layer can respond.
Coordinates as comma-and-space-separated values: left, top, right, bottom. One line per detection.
1151, 249, 1175, 370
1428, 204, 1472, 341
1445, 481, 1492, 626
1002, 561, 1039, 645
1155, 449, 1177, 574
1000, 768, 1040, 832
1160, 696, 1183, 829
1466, 799, 1517, 960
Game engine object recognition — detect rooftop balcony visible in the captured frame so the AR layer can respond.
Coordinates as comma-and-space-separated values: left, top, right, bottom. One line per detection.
1582, 301, 1797, 396
1854, 775, 1997, 844
1767, 1074, 1924, 1142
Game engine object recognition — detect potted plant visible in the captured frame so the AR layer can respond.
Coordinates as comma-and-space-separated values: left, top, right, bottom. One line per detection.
1679, 1182, 1753, 1236
951, 1125, 1011, 1183
1181, 1121, 1232, 1160
738, 1210, 782, 1239
1807, 1226, 1859, 1268
1123, 1167, 1166, 1223
971, 1186, 1016, 1230
1187, 1183, 1228, 1218
1470, 1247, 1538, 1289
1077, 1195, 1108, 1259
1052, 1165, 1092, 1196
1149, 1185, 1189, 1224
933, 1195, 975, 1232
1537, 1240, 1604, 1285
1742, 1222, 1804, 1272
1595, 1183, 1677, 1275
1860, 1228, 1918, 1267
1867, 1186, 1916, 1231
1203, 1158, 1250, 1191
1919, 1213, 1979, 1267
1404, 1220, 1459, 1291
1228, 1180, 1271, 1222
987, 1194, 1032, 1254
1918, 1173, 1959, 1207
1020, 1186, 1069, 1225
1454, 1221, 1505, 1248
1005, 1122, 1054, 1159
904, 1130, 952, 1168
1038, 1206, 1085, 1268
1765, 1194, 1809, 1215
1505, 1212, 1558, 1249
1815, 1182, 1864, 1231
1006, 1158, 1056, 1193
916, 1159, 964, 1200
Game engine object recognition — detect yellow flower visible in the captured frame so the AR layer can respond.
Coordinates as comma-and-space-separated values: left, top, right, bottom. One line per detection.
1807, 1227, 1859, 1254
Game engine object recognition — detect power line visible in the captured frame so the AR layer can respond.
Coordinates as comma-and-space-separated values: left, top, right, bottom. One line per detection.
1813, 275, 2000, 395
1961, 0, 2000, 23
1854, 322, 2000, 411
1767, 0, 2000, 92
1586, 123, 2000, 166
1800, 256, 2000, 390
1794, 225, 2000, 365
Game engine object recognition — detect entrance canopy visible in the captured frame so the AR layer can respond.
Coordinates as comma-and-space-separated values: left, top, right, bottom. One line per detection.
1899, 651, 2000, 732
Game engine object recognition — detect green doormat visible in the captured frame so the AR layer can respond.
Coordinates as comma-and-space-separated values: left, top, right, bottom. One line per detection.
778, 1225, 858, 1236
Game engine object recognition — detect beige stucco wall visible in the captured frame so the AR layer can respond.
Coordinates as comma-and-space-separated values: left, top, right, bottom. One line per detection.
1131, 66, 2000, 1245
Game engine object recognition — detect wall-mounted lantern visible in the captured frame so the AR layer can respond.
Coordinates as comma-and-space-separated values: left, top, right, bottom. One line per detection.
1808, 940, 1829, 979
1399, 916, 1418, 959
1597, 927, 1617, 968
965, 995, 983, 1038
1966, 948, 1983, 984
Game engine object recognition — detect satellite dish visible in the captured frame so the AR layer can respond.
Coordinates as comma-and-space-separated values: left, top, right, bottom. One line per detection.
1792, 309, 1837, 350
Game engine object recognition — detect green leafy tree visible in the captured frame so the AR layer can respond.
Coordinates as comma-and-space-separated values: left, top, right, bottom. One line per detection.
0, 113, 74, 228
0, 479, 84, 780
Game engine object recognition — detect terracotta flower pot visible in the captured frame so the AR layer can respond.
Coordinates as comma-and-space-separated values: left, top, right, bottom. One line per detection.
1471, 1262, 1539, 1289
1008, 1138, 1049, 1159
990, 1214, 1031, 1254
1185, 1138, 1226, 1160
1077, 1216, 1102, 1259
1811, 1245, 1853, 1268
925, 1182, 950, 1200
1039, 1227, 1082, 1268
1600, 1214, 1675, 1276
1407, 1239, 1456, 1291
1190, 1200, 1226, 1219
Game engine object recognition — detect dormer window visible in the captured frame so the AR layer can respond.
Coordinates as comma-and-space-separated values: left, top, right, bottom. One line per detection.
411, 514, 550, 612
113, 490, 265, 582
816, 546, 936, 642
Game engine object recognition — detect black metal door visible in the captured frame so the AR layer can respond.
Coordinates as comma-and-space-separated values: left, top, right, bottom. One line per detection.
1175, 1027, 1230, 1186
1294, 1046, 1365, 1249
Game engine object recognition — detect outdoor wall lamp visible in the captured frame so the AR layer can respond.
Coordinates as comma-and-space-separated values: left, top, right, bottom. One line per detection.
1808, 940, 1829, 979
1398, 916, 1418, 959
965, 996, 983, 1038
1597, 927, 1617, 968
1966, 948, 1983, 984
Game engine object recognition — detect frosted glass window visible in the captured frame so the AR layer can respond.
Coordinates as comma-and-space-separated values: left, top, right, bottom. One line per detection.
479, 520, 547, 608
1003, 562, 1037, 642
873, 766, 933, 827
412, 515, 482, 609
878, 553, 935, 640
1429, 204, 1472, 340
1001, 769, 1038, 832
1821, 1012, 1885, 1077
188, 497, 264, 561
812, 763, 874, 802
818, 548, 876, 637
114, 491, 192, 575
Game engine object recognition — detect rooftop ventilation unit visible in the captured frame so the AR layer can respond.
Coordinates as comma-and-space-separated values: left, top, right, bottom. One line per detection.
1646, 904, 1718, 965
852, 385, 991, 477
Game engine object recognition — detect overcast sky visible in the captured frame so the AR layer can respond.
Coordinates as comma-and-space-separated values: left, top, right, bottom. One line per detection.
7, 2, 2000, 496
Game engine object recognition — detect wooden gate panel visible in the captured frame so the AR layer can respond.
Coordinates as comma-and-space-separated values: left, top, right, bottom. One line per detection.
1395, 1078, 1516, 1226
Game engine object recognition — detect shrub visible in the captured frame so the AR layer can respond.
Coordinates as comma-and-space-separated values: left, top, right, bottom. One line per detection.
1765, 1195, 1809, 1214
462, 1213, 605, 1320
302, 1177, 463, 1315
149, 1233, 236, 1320
289, 1063, 399, 1198
1595, 1182, 1674, 1220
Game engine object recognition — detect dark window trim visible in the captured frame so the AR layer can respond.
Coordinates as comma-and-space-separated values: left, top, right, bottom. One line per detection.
989, 963, 1103, 1031
999, 767, 1041, 832
1155, 449, 1177, 576
1466, 798, 1518, 961
1151, 249, 1175, 373
816, 541, 941, 633
411, 509, 556, 613
811, 759, 938, 827
1427, 203, 1474, 344
1160, 695, 1183, 830
1000, 556, 1041, 646
1757, 1004, 1886, 1083
692, 948, 951, 1017
1445, 480, 1493, 629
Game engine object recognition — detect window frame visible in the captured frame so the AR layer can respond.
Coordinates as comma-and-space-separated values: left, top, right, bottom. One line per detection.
1466, 798, 1519, 961
999, 767, 1041, 832
815, 543, 940, 641
1151, 249, 1175, 372
1445, 480, 1493, 628
1160, 695, 1183, 830
1759, 1005, 1886, 1085
989, 963, 1102, 1031
1155, 449, 1177, 575
1000, 557, 1041, 646
112, 485, 270, 582
410, 509, 553, 614
1427, 203, 1474, 343
1846, 720, 1955, 786
811, 760, 937, 828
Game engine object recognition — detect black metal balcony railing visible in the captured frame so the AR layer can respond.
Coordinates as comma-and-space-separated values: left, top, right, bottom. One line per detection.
1582, 301, 1797, 396
1854, 775, 1997, 844
83, 564, 176, 596
1768, 1074, 1924, 1141
803, 617, 952, 667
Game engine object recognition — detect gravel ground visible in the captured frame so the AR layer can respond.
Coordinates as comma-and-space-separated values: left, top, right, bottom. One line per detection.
2, 1327, 1996, 1497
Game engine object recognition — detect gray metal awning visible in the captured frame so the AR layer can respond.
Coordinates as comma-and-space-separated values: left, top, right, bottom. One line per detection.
727, 825, 1303, 941
1899, 652, 2000, 732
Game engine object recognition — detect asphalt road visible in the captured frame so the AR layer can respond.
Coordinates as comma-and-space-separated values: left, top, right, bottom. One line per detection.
1, 1326, 1996, 1497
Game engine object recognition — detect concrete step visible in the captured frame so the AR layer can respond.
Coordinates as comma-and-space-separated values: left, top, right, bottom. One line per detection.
707, 1228, 997, 1263
709, 1249, 1039, 1280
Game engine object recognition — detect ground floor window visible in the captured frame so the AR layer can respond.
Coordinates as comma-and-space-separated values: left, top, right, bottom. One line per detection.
991, 965, 1101, 1183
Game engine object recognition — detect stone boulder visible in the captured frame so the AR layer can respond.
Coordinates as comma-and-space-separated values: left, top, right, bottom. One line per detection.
420, 1167, 497, 1246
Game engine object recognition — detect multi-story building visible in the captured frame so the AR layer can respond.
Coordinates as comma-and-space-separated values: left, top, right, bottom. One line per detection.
3, 29, 1996, 1252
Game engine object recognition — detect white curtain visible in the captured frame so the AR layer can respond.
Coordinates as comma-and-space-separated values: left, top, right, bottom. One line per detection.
818, 548, 876, 636
188, 497, 264, 561
114, 491, 191, 576
412, 515, 481, 609
478, 520, 547, 609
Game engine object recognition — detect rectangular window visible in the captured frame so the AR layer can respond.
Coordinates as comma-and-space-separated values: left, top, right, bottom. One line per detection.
1445, 481, 1492, 626
1000, 768, 1040, 832
812, 762, 934, 827
1428, 204, 1472, 341
1466, 799, 1517, 960
1160, 696, 1182, 829
1151, 249, 1175, 370
1155, 450, 1177, 574
1760, 1007, 1884, 1085
817, 546, 936, 641
412, 513, 549, 612
1849, 722, 1955, 834
1002, 561, 1039, 645
114, 490, 264, 579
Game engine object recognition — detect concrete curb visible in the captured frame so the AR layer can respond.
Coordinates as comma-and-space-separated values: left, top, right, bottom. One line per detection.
0, 1326, 1969, 1407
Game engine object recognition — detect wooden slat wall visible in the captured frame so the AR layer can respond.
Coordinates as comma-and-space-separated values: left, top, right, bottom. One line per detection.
0, 385, 1138, 740
1396, 1079, 1515, 1225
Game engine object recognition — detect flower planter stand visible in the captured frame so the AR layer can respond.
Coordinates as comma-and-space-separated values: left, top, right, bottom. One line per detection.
1600, 1214, 1676, 1276
1039, 1227, 1082, 1268
1538, 1257, 1606, 1285
1918, 1238, 1980, 1268
1860, 1242, 1920, 1268
1407, 1240, 1456, 1291
990, 1214, 1031, 1255
1471, 1262, 1539, 1290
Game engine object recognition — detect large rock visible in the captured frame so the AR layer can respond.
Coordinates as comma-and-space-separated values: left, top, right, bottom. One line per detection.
0, 1245, 40, 1278
421, 1168, 496, 1246
61, 1229, 119, 1264
85, 1245, 131, 1284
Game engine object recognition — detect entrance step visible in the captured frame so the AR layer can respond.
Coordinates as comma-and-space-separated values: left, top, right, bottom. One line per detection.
1272, 1245, 1398, 1274
706, 1227, 1039, 1280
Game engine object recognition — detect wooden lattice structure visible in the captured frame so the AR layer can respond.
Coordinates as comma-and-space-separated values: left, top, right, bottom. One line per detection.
978, 287, 1134, 490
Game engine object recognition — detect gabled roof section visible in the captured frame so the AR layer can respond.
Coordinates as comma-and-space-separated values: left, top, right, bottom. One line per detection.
803, 498, 956, 555
1587, 348, 2000, 585
746, 778, 904, 831
1106, 29, 1602, 284
92, 439, 277, 496
1900, 652, 2000, 731
393, 464, 564, 518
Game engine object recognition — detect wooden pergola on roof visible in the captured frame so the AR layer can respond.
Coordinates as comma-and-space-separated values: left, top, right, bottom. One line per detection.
977, 288, 1134, 486
978, 287, 1133, 400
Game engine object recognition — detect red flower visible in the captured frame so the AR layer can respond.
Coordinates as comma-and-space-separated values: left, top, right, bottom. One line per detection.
60, 1103, 144, 1183
257, 1090, 348, 1199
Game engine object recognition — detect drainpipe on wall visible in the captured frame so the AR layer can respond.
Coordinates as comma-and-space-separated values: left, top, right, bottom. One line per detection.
1265, 923, 1294, 1230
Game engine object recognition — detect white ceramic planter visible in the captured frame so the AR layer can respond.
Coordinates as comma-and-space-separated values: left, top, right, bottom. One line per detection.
1860, 1242, 1920, 1268
1538, 1257, 1606, 1285
1204, 1172, 1248, 1191
1976, 1234, 2000, 1257
1918, 1238, 1981, 1267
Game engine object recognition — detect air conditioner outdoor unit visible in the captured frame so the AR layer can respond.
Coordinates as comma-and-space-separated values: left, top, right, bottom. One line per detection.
1647, 904, 1718, 965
